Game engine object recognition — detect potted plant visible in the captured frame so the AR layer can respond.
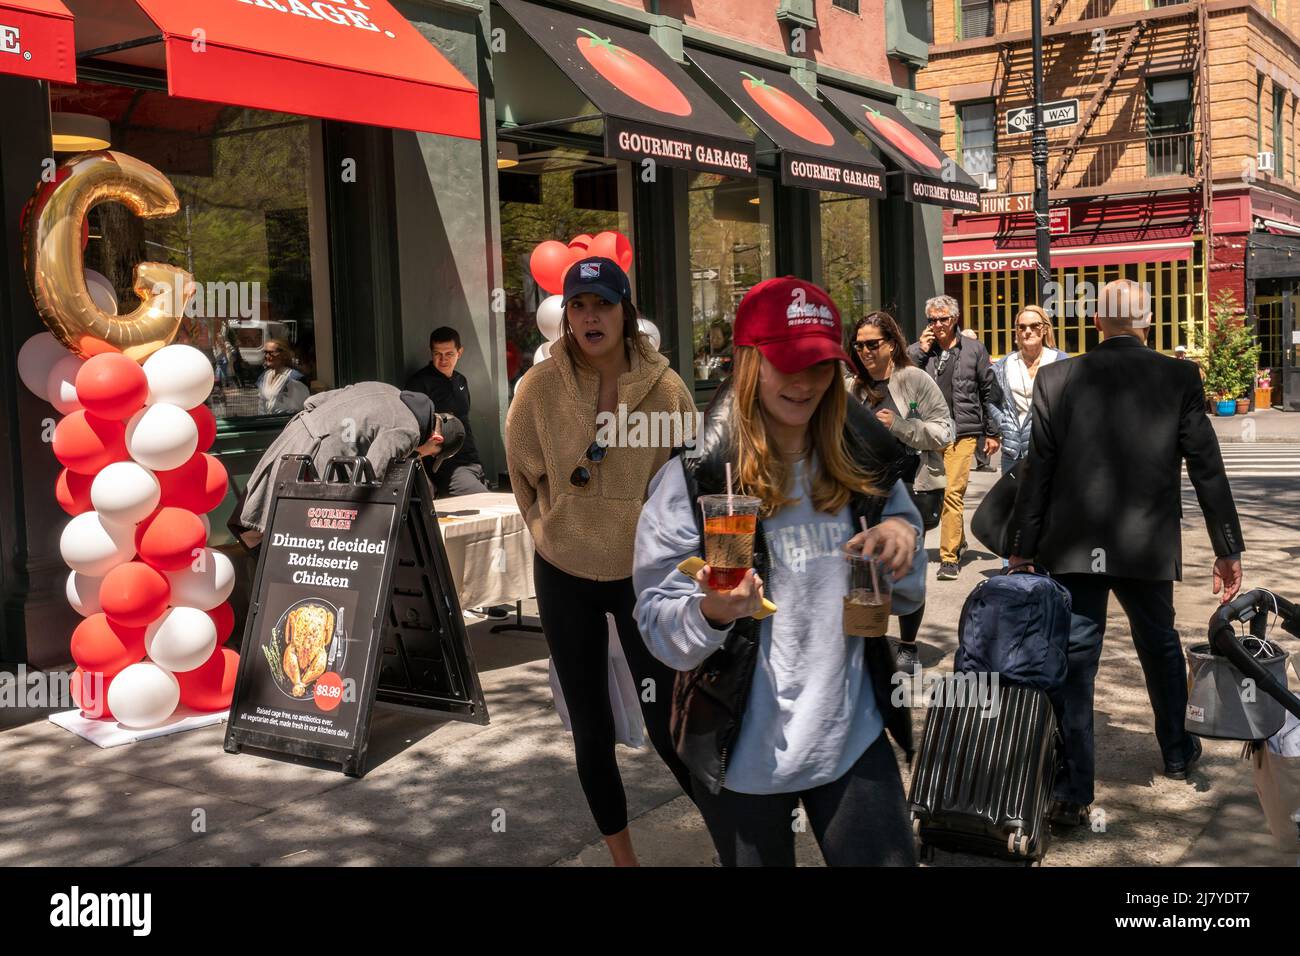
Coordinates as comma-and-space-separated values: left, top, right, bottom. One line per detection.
1256, 367, 1273, 410
1203, 290, 1261, 416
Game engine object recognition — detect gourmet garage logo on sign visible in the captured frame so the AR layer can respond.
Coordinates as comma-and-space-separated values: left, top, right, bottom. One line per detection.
782, 155, 883, 199
0, 23, 29, 61
234, 0, 399, 36
609, 119, 755, 177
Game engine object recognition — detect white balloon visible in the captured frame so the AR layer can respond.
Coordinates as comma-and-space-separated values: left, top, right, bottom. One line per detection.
107, 662, 180, 728
91, 461, 161, 526
533, 341, 552, 365
145, 606, 217, 673
84, 269, 119, 315
17, 332, 70, 398
637, 317, 662, 351
66, 571, 104, 617
60, 512, 136, 577
166, 550, 234, 611
142, 344, 214, 410
125, 403, 198, 471
536, 294, 565, 342
45, 353, 85, 415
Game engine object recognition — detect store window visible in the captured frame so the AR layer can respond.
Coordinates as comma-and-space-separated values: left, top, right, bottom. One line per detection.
959, 0, 993, 39
820, 192, 880, 323
497, 139, 633, 392
958, 101, 997, 190
50, 82, 329, 425
688, 173, 774, 389
1146, 75, 1193, 176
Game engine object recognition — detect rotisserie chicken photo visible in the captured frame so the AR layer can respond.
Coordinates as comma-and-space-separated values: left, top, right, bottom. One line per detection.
281, 602, 336, 697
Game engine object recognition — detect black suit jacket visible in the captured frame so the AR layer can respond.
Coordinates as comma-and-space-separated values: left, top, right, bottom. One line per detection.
1008, 335, 1243, 581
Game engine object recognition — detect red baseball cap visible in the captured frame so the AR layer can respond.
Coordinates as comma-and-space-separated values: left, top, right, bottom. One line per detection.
733, 277, 849, 373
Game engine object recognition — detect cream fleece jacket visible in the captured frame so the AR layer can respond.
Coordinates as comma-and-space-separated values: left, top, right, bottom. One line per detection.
505, 336, 696, 582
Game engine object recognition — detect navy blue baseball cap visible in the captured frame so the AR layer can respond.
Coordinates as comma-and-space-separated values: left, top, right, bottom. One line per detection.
563, 256, 632, 307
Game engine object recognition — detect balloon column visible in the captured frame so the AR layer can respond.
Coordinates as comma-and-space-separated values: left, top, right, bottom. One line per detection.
18, 150, 239, 729
527, 230, 659, 364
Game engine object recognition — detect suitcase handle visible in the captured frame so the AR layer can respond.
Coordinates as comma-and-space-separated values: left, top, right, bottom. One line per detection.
1208, 590, 1300, 722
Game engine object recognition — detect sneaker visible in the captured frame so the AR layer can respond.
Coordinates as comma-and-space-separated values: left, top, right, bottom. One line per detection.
937, 562, 960, 580
1164, 736, 1203, 780
895, 642, 919, 673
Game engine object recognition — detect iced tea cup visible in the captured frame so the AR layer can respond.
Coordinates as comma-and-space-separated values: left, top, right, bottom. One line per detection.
844, 553, 892, 637
700, 494, 761, 591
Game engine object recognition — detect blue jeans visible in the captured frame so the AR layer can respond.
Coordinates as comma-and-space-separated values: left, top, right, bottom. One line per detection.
1053, 574, 1196, 805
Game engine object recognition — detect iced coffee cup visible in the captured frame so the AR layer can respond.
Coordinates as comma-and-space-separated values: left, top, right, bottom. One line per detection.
844, 552, 892, 637
699, 494, 761, 591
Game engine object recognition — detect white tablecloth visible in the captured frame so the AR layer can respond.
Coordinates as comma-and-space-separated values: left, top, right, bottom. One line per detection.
435, 492, 535, 611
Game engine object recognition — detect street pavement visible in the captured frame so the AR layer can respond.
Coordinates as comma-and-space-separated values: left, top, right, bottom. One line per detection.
1, 413, 1298, 867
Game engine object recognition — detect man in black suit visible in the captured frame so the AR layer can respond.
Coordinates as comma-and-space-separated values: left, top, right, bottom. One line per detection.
1009, 279, 1244, 826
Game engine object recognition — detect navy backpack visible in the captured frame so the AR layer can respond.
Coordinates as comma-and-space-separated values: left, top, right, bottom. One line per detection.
954, 566, 1072, 692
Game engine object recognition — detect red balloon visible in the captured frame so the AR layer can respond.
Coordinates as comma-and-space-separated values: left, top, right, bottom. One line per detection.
177, 646, 240, 711
569, 233, 594, 254
134, 507, 206, 572
530, 240, 575, 295
55, 468, 94, 516
208, 601, 235, 645
587, 231, 633, 271
188, 404, 217, 452
99, 562, 170, 628
74, 353, 147, 421
53, 411, 128, 475
155, 453, 228, 514
70, 613, 145, 676
71, 666, 116, 720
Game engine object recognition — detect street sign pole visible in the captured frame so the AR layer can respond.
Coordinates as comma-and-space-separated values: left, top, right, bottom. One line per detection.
1031, 0, 1052, 309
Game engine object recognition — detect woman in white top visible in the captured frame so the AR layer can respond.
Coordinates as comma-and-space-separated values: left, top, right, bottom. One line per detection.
989, 305, 1069, 474
256, 337, 309, 416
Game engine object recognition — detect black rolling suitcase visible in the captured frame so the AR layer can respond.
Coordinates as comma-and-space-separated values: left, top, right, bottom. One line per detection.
908, 680, 1059, 861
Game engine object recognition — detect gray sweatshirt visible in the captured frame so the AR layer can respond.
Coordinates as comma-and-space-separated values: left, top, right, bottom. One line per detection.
633, 458, 925, 794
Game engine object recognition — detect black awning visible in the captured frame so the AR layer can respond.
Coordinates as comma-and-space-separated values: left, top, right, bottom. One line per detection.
496, 0, 755, 178
686, 49, 885, 199
820, 86, 981, 211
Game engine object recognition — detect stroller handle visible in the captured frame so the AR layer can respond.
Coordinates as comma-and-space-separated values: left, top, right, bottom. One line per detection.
1208, 589, 1300, 722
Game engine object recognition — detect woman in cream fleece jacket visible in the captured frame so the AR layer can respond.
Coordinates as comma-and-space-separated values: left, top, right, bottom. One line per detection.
505, 256, 696, 866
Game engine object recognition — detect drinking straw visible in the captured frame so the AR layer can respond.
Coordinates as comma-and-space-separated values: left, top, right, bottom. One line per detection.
859, 516, 881, 596
725, 462, 734, 515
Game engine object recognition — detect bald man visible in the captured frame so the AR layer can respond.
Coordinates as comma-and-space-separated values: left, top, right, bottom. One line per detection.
1009, 279, 1243, 827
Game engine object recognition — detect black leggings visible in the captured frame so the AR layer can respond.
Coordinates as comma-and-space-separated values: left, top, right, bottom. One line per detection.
898, 602, 925, 645
693, 732, 916, 867
533, 553, 694, 836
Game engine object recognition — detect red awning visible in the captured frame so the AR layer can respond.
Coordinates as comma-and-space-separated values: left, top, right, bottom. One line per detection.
130, 0, 478, 138
0, 0, 75, 82
943, 238, 1194, 274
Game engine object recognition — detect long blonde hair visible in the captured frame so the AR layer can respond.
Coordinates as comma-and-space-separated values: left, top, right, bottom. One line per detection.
730, 346, 880, 517
1018, 305, 1057, 350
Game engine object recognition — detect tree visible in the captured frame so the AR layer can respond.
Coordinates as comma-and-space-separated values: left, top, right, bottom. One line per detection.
1203, 289, 1261, 401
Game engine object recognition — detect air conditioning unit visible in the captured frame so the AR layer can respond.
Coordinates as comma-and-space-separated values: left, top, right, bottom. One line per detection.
974, 170, 998, 191
1258, 151, 1276, 173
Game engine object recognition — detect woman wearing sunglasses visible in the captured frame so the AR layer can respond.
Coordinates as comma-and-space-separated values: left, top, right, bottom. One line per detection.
846, 311, 952, 673
505, 256, 698, 866
989, 305, 1068, 476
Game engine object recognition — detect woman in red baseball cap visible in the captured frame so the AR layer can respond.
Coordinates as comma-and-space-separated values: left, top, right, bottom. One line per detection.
633, 276, 926, 866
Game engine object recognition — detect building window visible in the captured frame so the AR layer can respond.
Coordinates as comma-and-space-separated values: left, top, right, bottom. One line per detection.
688, 173, 774, 389
1274, 86, 1286, 173
833, 0, 861, 11
51, 81, 330, 425
497, 140, 633, 392
820, 192, 879, 324
958, 101, 997, 189
1146, 75, 1193, 176
1257, 73, 1266, 157
959, 0, 993, 39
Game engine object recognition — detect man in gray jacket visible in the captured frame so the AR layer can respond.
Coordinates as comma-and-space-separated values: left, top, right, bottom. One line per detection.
908, 295, 1002, 581
234, 382, 462, 545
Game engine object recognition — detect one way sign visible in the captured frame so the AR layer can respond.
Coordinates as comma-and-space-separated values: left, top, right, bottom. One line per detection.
1005, 99, 1079, 135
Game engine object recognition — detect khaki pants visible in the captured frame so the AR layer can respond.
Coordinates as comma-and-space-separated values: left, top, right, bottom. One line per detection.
940, 436, 978, 564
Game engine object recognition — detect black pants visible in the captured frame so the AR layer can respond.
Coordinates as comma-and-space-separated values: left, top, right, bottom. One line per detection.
693, 732, 916, 867
433, 462, 489, 498
897, 603, 925, 645
533, 553, 694, 836
1053, 573, 1196, 805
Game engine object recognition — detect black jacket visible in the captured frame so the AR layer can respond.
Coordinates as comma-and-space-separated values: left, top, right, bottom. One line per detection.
403, 364, 480, 469
908, 333, 1001, 439
671, 381, 915, 795
1009, 335, 1243, 580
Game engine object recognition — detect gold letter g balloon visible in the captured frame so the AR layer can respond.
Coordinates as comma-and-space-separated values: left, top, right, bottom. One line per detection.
22, 150, 195, 362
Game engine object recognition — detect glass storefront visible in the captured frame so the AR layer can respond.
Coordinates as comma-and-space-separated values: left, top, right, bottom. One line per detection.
820, 191, 880, 324
687, 172, 774, 388
497, 138, 632, 392
51, 82, 330, 425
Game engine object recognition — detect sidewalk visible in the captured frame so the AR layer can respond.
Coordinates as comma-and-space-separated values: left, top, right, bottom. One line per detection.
1211, 407, 1300, 442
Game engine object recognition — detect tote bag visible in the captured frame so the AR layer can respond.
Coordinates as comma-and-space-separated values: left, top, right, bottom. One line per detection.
549, 613, 646, 749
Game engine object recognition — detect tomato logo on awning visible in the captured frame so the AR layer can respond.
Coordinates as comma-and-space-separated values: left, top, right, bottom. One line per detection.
740, 71, 833, 146
863, 105, 942, 171
576, 28, 691, 117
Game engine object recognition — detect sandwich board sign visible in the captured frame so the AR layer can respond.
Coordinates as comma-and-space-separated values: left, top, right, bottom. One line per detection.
224, 455, 488, 777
